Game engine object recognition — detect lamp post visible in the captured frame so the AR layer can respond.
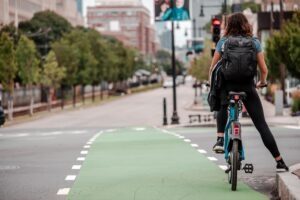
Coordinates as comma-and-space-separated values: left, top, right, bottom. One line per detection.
170, 0, 179, 125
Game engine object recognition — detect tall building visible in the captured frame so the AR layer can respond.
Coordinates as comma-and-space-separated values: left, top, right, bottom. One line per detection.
76, 0, 83, 15
0, 0, 84, 27
87, 2, 158, 55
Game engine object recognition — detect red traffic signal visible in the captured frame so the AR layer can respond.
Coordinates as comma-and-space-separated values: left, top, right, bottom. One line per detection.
212, 18, 221, 26
211, 17, 221, 44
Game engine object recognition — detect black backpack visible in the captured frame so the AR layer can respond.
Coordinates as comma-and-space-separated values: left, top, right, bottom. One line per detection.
221, 36, 257, 83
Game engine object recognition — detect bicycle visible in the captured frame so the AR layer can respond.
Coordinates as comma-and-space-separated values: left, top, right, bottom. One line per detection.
223, 91, 254, 191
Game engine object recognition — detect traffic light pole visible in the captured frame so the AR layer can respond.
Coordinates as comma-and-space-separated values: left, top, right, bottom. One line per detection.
170, 1, 179, 125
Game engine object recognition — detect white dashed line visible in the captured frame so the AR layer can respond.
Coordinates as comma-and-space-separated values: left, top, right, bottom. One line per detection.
80, 151, 88, 155
105, 129, 116, 133
184, 139, 191, 143
178, 136, 185, 139
77, 157, 85, 161
83, 145, 90, 149
197, 149, 207, 154
71, 130, 88, 134
72, 165, 81, 170
191, 144, 199, 147
219, 165, 228, 170
57, 188, 70, 195
86, 141, 92, 145
207, 157, 218, 161
134, 127, 146, 131
65, 175, 76, 181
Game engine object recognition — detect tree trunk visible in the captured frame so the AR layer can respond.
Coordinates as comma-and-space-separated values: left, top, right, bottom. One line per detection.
81, 85, 85, 105
73, 85, 76, 108
29, 85, 34, 116
92, 84, 95, 102
61, 85, 64, 110
47, 87, 52, 112
7, 92, 13, 121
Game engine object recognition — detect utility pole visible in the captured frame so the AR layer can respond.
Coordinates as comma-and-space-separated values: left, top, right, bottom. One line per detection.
170, 0, 179, 124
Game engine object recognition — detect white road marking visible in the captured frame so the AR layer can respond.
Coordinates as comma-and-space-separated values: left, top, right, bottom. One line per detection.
283, 125, 300, 130
65, 175, 76, 181
184, 139, 191, 143
134, 127, 146, 131
87, 141, 92, 145
207, 157, 218, 161
77, 157, 85, 161
219, 165, 228, 170
14, 133, 29, 137
57, 188, 70, 195
72, 165, 81, 170
84, 145, 90, 149
80, 151, 88, 155
198, 149, 207, 154
191, 144, 199, 147
71, 130, 88, 134
178, 136, 185, 139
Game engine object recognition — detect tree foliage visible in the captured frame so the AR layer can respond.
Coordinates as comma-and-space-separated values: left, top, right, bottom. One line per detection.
40, 51, 66, 88
188, 40, 212, 81
266, 12, 300, 79
155, 50, 184, 75
15, 35, 40, 85
0, 33, 17, 92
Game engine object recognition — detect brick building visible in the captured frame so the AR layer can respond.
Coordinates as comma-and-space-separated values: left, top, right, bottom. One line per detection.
0, 0, 84, 27
87, 2, 158, 55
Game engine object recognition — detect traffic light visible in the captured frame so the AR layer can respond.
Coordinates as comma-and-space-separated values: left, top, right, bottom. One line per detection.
212, 17, 221, 44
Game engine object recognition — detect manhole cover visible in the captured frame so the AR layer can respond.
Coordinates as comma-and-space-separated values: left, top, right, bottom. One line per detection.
292, 169, 300, 179
0, 165, 20, 171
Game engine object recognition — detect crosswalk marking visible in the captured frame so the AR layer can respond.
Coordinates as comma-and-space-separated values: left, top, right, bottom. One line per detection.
57, 188, 70, 195
72, 165, 81, 170
65, 175, 76, 181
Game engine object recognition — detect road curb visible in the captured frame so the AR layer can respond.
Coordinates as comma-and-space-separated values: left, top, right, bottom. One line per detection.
277, 163, 300, 200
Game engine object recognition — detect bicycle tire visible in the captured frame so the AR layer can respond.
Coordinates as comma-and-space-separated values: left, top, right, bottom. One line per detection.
231, 140, 239, 191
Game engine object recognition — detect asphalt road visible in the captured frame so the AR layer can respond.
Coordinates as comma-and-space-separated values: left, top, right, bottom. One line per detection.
0, 83, 299, 200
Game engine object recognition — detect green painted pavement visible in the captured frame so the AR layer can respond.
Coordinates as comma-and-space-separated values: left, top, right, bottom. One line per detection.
68, 127, 266, 200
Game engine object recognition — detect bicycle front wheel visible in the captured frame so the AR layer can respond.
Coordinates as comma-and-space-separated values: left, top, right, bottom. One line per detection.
231, 140, 239, 191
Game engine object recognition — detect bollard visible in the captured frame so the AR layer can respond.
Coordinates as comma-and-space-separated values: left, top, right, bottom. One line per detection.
163, 98, 168, 126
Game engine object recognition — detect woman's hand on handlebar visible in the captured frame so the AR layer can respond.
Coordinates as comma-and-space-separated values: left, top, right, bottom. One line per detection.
256, 81, 268, 88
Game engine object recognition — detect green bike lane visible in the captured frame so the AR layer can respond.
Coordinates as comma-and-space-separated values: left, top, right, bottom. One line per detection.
67, 127, 266, 200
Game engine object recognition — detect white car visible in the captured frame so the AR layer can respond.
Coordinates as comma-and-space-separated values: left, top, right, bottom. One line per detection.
163, 80, 173, 88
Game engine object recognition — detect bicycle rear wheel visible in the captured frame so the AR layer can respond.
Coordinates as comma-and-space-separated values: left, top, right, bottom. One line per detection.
230, 140, 239, 191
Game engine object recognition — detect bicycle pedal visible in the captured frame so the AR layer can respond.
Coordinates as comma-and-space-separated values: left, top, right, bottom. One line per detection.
243, 163, 254, 174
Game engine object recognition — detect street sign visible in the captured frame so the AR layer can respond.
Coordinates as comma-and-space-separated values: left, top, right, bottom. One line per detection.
155, 0, 190, 21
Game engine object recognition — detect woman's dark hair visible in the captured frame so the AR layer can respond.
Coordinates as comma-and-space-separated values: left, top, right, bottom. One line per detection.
224, 13, 253, 37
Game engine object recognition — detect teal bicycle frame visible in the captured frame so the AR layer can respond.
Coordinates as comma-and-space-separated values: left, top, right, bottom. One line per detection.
224, 100, 245, 161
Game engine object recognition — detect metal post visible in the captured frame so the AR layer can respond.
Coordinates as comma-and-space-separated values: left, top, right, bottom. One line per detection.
170, 0, 179, 124
224, 0, 227, 25
163, 98, 168, 126
192, 18, 196, 38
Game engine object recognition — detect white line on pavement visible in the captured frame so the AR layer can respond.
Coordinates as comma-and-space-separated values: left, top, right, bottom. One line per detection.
65, 175, 76, 181
83, 145, 90, 149
219, 165, 228, 170
134, 127, 146, 131
77, 157, 85, 161
86, 141, 92, 145
178, 136, 185, 139
57, 188, 70, 195
80, 151, 88, 155
184, 139, 191, 143
191, 144, 199, 147
197, 149, 207, 154
105, 129, 116, 133
72, 165, 81, 170
207, 157, 218, 161
283, 125, 300, 130
71, 130, 88, 134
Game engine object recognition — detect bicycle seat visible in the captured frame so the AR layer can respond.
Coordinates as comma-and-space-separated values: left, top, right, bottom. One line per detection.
228, 91, 247, 99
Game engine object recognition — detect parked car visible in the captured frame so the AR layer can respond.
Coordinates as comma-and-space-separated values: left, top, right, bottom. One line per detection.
163, 79, 173, 88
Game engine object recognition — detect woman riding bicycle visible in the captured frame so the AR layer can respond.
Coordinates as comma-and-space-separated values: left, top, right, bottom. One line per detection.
209, 13, 289, 172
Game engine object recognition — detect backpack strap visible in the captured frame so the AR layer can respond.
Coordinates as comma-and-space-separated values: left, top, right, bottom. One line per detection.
251, 38, 257, 62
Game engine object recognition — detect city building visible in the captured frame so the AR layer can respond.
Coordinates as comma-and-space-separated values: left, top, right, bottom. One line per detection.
0, 0, 84, 27
87, 1, 158, 55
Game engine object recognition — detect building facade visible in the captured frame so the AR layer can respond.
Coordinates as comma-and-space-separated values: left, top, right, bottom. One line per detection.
0, 0, 84, 27
87, 3, 157, 55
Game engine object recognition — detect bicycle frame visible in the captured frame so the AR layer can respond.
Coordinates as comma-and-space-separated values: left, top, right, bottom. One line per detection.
224, 99, 245, 161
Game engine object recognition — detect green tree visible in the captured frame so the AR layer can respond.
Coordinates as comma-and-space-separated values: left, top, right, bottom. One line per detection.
0, 33, 17, 120
155, 50, 184, 76
19, 10, 73, 56
40, 51, 66, 111
15, 35, 40, 115
188, 39, 212, 81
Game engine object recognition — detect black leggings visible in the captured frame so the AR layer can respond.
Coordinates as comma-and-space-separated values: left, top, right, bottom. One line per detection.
217, 87, 280, 158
